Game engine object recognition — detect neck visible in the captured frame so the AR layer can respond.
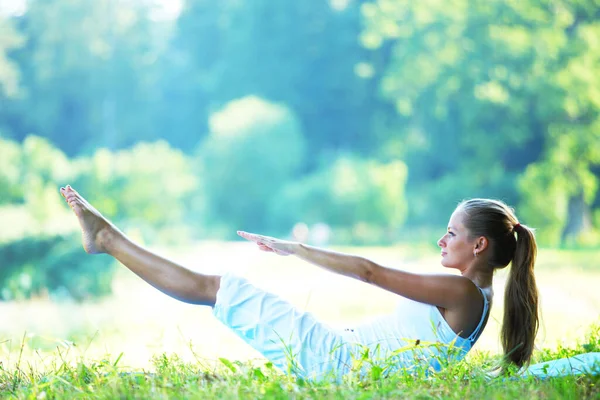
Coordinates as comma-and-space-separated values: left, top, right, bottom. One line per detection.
461, 262, 494, 289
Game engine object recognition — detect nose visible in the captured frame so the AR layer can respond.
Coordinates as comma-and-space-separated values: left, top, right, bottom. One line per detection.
438, 236, 445, 248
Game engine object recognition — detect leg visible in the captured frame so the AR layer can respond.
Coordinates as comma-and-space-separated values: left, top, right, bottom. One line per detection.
60, 185, 220, 305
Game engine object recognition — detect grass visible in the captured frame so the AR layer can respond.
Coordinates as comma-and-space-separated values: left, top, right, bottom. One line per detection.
0, 243, 599, 398
1, 327, 599, 399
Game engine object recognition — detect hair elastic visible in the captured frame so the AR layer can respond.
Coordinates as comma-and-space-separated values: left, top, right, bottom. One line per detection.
514, 223, 521, 230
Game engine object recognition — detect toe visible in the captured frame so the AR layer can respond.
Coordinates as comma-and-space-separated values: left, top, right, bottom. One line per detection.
69, 199, 83, 216
65, 185, 79, 196
69, 187, 83, 200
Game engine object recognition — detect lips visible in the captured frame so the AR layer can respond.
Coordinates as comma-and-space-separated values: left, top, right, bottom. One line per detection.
441, 252, 447, 256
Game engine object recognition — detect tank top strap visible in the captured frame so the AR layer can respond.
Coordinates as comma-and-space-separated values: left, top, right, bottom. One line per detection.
466, 286, 490, 343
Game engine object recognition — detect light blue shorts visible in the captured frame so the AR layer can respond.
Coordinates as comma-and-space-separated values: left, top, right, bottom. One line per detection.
212, 273, 359, 380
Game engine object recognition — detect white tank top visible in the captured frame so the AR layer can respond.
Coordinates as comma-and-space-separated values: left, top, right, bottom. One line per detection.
351, 287, 490, 371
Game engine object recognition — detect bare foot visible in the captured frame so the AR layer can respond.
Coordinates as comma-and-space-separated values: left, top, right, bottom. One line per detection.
60, 185, 119, 254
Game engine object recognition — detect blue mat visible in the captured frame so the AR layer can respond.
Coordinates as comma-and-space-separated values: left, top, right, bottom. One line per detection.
520, 352, 600, 378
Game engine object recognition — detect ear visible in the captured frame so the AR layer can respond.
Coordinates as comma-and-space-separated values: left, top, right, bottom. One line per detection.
474, 236, 488, 252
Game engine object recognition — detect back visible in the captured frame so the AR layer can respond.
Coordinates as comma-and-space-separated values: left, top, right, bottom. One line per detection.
351, 296, 480, 371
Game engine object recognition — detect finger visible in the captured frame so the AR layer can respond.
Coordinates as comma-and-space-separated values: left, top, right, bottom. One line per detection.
237, 231, 265, 243
257, 234, 275, 242
257, 242, 272, 250
245, 231, 273, 242
238, 231, 258, 240
258, 245, 274, 252
257, 242, 273, 250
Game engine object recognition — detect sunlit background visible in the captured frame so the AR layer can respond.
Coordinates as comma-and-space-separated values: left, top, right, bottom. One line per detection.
0, 0, 599, 371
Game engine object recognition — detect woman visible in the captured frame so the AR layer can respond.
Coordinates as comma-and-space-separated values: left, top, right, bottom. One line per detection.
59, 185, 538, 380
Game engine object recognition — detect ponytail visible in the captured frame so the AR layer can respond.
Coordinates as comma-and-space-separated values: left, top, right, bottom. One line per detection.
501, 224, 539, 367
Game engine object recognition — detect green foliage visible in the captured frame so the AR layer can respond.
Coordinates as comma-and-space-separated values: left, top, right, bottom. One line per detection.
3, 0, 162, 155
0, 137, 23, 204
0, 136, 77, 247
0, 136, 96, 300
71, 141, 201, 244
166, 0, 379, 158
0, 16, 23, 98
520, 128, 600, 246
0, 0, 599, 268
0, 234, 115, 301
361, 0, 600, 242
0, 136, 73, 210
519, 162, 569, 246
0, 137, 201, 299
271, 157, 408, 244
197, 96, 306, 236
407, 167, 519, 228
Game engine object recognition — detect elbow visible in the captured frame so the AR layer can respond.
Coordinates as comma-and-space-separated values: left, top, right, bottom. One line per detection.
360, 259, 378, 284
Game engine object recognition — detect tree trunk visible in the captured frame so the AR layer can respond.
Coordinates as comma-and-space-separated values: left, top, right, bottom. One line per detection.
561, 191, 593, 244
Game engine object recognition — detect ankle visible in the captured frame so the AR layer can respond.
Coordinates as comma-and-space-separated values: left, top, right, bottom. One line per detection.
98, 225, 124, 255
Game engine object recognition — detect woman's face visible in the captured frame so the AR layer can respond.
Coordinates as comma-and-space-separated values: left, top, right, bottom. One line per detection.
437, 210, 477, 270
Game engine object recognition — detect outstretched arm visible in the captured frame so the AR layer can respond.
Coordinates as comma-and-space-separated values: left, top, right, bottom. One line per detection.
237, 231, 476, 310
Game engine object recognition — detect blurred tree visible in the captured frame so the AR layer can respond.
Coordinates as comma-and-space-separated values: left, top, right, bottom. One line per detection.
361, 0, 546, 220
0, 16, 23, 98
0, 136, 73, 223
163, 0, 382, 163
71, 140, 201, 244
270, 156, 408, 244
0, 136, 113, 301
0, 136, 202, 300
4, 0, 163, 155
0, 235, 115, 302
361, 0, 600, 244
519, 128, 600, 246
0, 15, 24, 138
197, 96, 306, 236
0, 137, 23, 204
152, 0, 222, 150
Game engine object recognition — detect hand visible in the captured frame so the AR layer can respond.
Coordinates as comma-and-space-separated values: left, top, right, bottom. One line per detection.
237, 231, 297, 256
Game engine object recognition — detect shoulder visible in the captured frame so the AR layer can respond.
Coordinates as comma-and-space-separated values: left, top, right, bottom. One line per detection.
444, 275, 482, 307
451, 278, 488, 324
419, 274, 482, 310
454, 276, 484, 303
